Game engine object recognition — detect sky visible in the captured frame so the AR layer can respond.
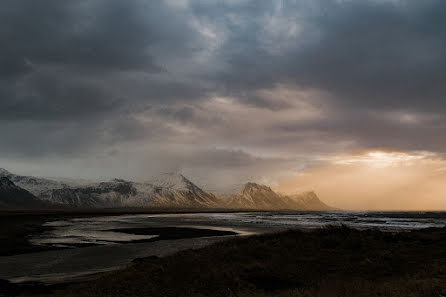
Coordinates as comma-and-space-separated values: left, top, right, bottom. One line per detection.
1, 0, 445, 209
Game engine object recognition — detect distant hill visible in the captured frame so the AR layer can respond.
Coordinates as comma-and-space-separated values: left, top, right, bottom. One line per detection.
224, 182, 333, 210
0, 168, 333, 210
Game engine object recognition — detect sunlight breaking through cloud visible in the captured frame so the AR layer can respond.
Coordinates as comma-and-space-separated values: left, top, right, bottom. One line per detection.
276, 150, 446, 210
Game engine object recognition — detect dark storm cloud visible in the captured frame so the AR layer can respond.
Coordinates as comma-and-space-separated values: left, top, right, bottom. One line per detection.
198, 0, 446, 112
0, 0, 205, 120
0, 70, 121, 121
1, 0, 445, 183
0, 0, 211, 158
1, 0, 169, 75
290, 0, 446, 112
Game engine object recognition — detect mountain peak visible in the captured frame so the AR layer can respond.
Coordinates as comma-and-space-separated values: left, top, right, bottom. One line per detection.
149, 172, 195, 191
242, 182, 273, 193
0, 168, 12, 177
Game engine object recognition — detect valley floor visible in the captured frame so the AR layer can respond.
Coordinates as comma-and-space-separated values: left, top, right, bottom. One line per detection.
3, 224, 446, 297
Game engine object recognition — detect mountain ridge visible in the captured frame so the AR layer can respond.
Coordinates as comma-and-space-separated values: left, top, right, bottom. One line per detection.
224, 182, 332, 210
0, 168, 333, 210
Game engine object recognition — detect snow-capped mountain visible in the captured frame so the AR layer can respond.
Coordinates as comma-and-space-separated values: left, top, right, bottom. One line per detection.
0, 169, 219, 208
0, 168, 70, 197
0, 168, 332, 210
0, 177, 46, 208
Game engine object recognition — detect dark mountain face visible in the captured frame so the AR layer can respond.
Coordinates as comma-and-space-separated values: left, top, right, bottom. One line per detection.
0, 177, 46, 208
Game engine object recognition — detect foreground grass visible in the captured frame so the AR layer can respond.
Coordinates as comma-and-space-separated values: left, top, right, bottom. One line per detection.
37, 226, 446, 297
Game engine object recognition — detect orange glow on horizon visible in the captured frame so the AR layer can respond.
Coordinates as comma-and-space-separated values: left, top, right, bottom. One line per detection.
276, 150, 446, 211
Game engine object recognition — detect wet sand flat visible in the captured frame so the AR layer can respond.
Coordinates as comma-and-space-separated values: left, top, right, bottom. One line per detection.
0, 234, 234, 284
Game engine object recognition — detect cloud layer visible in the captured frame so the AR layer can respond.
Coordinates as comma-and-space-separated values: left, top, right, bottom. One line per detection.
1, 0, 445, 197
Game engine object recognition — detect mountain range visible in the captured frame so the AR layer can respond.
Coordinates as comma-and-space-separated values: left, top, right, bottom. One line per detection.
0, 168, 333, 210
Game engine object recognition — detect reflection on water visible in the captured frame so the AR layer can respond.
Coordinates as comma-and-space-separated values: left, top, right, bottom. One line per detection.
32, 218, 159, 247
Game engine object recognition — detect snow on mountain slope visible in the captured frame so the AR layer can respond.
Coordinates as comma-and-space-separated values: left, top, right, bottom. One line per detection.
0, 168, 69, 197
225, 182, 293, 210
0, 169, 219, 208
39, 174, 220, 208
149, 173, 193, 191
0, 177, 46, 208
39, 179, 140, 207
146, 173, 220, 208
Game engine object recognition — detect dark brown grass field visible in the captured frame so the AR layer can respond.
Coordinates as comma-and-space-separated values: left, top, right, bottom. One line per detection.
14, 226, 443, 297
